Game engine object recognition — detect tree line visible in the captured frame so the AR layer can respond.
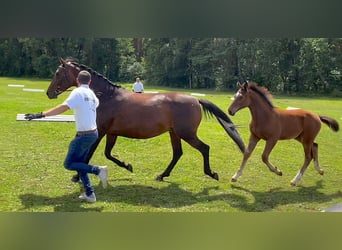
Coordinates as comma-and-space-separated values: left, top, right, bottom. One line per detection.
0, 38, 341, 95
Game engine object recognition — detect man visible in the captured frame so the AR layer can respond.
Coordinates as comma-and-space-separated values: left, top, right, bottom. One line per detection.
132, 77, 144, 93
25, 70, 108, 203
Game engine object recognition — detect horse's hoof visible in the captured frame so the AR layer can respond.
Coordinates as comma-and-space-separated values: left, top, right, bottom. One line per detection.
290, 181, 296, 186
126, 164, 133, 172
274, 167, 283, 176
212, 172, 219, 181
155, 175, 164, 182
319, 170, 324, 175
231, 178, 237, 182
71, 175, 80, 183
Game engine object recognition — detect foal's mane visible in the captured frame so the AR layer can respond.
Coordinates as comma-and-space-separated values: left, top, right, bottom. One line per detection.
65, 57, 121, 91
247, 82, 275, 108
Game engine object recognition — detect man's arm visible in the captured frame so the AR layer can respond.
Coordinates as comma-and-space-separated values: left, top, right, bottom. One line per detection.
42, 104, 70, 116
25, 104, 70, 120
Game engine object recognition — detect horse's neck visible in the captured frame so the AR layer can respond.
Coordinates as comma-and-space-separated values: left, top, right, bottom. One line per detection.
90, 75, 116, 98
248, 93, 275, 121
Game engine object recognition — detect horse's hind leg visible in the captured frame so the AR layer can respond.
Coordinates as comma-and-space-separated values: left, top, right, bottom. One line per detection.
156, 131, 183, 181
312, 142, 324, 175
183, 135, 218, 181
105, 134, 133, 172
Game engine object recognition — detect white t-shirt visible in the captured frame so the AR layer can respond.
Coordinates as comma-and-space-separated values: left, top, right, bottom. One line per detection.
63, 85, 99, 131
133, 82, 144, 93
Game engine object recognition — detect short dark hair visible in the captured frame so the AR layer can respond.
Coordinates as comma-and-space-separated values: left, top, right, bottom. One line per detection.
77, 70, 91, 84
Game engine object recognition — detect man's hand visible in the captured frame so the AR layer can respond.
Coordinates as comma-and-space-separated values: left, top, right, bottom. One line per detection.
24, 112, 45, 120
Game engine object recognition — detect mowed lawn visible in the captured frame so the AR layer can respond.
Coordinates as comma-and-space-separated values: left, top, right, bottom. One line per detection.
1, 77, 342, 212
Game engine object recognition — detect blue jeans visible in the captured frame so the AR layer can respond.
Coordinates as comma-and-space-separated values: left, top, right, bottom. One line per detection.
64, 132, 100, 196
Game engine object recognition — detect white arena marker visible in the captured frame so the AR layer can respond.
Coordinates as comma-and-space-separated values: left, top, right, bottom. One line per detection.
322, 203, 342, 212
16, 114, 75, 122
191, 93, 206, 96
23, 88, 45, 93
286, 106, 300, 110
8, 84, 25, 88
144, 91, 159, 93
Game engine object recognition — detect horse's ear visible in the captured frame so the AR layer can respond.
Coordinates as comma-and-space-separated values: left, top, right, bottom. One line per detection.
242, 81, 249, 91
237, 82, 242, 88
59, 58, 66, 66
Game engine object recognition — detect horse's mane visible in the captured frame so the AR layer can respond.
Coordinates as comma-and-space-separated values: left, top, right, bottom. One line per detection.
65, 57, 121, 90
247, 82, 275, 108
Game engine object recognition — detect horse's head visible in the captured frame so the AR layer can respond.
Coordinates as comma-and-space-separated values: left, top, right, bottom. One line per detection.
228, 81, 250, 116
46, 58, 80, 99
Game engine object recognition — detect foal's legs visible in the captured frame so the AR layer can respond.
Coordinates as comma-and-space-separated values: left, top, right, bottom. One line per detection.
290, 141, 314, 186
156, 130, 183, 181
312, 143, 324, 175
104, 134, 133, 172
261, 139, 283, 176
231, 134, 259, 182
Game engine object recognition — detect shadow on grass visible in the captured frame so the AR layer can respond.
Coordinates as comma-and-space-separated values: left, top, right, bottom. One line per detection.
19, 182, 204, 212
19, 180, 342, 212
228, 180, 342, 211
19, 192, 105, 212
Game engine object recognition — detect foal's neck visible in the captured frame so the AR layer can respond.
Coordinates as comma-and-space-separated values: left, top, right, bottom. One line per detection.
248, 92, 275, 121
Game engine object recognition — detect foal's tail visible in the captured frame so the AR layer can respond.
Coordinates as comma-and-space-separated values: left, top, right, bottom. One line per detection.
319, 115, 340, 132
199, 99, 245, 153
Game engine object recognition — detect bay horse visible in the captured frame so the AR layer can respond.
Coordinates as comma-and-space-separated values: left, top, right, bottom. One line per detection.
47, 58, 245, 182
228, 81, 339, 186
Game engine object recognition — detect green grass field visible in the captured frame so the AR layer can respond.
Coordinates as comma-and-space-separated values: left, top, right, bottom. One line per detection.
1, 77, 342, 212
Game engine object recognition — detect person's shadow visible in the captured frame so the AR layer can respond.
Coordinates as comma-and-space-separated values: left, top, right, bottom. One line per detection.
19, 181, 203, 212
19, 179, 342, 212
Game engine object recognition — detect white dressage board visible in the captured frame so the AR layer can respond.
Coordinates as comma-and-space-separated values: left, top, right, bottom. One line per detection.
8, 84, 25, 88
23, 88, 45, 92
8, 84, 44, 92
16, 114, 75, 122
191, 93, 206, 96
322, 203, 342, 212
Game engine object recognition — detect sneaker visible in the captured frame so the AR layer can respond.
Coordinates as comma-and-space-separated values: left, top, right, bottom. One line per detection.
79, 192, 96, 203
98, 166, 108, 188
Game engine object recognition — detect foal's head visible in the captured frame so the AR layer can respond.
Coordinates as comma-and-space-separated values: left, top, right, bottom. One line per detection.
47, 58, 80, 99
228, 81, 251, 116
228, 81, 274, 116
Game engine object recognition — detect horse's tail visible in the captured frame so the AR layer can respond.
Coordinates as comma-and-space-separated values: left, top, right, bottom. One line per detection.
319, 115, 340, 132
199, 99, 245, 153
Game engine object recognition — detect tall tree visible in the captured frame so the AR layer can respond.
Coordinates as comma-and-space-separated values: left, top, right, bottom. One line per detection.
117, 38, 139, 82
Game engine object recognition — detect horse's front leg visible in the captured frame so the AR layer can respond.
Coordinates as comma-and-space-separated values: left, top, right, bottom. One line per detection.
156, 131, 183, 181
231, 135, 259, 182
105, 134, 133, 172
262, 139, 283, 176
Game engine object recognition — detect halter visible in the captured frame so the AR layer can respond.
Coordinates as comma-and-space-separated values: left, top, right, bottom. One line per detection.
54, 62, 80, 96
